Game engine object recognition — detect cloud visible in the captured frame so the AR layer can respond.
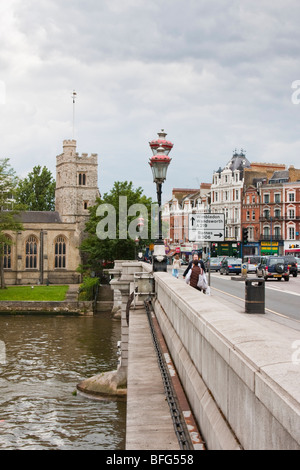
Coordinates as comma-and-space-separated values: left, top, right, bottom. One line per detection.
0, 0, 299, 201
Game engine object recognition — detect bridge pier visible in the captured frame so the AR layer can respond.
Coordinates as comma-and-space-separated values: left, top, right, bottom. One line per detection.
110, 261, 144, 377
77, 261, 143, 399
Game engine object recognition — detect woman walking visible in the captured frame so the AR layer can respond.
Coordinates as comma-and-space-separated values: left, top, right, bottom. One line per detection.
172, 254, 181, 278
189, 259, 204, 291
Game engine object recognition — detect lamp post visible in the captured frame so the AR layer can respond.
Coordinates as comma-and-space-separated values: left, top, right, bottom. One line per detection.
149, 130, 173, 272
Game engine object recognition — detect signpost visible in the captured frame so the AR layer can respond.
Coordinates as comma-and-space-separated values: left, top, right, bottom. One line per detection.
188, 213, 225, 242
188, 213, 225, 288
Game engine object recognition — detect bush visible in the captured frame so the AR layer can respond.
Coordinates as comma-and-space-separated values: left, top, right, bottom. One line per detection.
78, 277, 100, 301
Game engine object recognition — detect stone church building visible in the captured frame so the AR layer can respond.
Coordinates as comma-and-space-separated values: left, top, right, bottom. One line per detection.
4, 139, 100, 285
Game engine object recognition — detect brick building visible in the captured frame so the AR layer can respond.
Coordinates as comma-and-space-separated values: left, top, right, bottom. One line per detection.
242, 165, 300, 256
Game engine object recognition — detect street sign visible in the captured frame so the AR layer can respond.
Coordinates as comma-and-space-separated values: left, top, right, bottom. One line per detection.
188, 213, 225, 242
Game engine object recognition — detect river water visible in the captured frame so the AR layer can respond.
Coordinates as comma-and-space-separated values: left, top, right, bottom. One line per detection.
0, 313, 126, 450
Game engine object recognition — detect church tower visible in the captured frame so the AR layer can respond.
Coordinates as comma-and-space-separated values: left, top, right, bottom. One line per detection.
55, 140, 100, 232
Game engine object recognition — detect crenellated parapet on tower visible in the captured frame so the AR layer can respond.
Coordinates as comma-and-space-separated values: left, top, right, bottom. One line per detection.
55, 140, 100, 232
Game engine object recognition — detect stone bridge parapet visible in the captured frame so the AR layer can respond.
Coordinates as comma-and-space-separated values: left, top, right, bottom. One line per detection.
108, 260, 299, 449
152, 271, 300, 450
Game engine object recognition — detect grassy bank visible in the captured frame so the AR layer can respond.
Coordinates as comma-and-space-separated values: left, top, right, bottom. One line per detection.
0, 285, 69, 301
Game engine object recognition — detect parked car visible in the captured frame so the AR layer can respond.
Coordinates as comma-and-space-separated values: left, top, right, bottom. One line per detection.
220, 258, 242, 275
257, 256, 289, 281
207, 257, 222, 272
242, 256, 263, 273
284, 256, 298, 277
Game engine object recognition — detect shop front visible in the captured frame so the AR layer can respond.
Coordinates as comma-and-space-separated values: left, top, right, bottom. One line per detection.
260, 241, 283, 256
243, 242, 260, 257
212, 241, 241, 258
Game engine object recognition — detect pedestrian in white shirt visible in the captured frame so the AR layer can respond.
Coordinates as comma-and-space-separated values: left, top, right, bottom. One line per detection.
172, 254, 181, 278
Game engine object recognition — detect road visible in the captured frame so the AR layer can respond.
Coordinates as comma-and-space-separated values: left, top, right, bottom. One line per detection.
169, 266, 300, 331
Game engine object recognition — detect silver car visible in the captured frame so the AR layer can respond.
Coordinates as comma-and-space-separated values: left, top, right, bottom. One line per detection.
208, 257, 222, 272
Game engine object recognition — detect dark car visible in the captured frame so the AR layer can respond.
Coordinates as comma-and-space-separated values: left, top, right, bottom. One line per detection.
284, 256, 298, 277
220, 258, 242, 275
257, 256, 289, 281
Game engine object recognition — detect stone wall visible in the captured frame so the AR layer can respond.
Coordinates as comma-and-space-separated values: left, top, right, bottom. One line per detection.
0, 301, 93, 315
152, 271, 300, 450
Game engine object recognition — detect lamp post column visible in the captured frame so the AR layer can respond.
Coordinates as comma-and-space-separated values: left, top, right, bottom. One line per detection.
148, 130, 174, 272
156, 182, 163, 242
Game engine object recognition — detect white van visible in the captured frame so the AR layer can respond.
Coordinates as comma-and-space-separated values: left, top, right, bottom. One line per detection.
243, 256, 263, 273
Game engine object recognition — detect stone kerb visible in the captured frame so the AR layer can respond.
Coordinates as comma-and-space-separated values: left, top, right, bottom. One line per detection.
153, 272, 300, 450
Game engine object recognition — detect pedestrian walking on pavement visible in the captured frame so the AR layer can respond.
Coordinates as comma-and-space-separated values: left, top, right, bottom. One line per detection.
183, 253, 205, 279
172, 254, 181, 278
188, 259, 204, 290
184, 255, 208, 293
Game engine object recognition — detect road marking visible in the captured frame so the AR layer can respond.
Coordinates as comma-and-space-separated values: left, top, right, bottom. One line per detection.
211, 286, 242, 302
211, 286, 300, 324
264, 286, 300, 297
210, 273, 300, 297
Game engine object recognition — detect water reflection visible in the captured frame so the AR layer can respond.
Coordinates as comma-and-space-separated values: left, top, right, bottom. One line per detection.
0, 313, 126, 450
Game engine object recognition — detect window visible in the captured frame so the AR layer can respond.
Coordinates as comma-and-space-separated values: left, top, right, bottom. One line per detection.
288, 193, 295, 202
288, 226, 295, 240
78, 173, 86, 186
252, 195, 256, 204
274, 226, 281, 238
234, 208, 238, 221
263, 226, 270, 237
246, 211, 250, 221
264, 194, 270, 204
263, 209, 270, 219
246, 196, 250, 204
55, 236, 66, 269
252, 210, 256, 221
274, 193, 281, 203
83, 201, 88, 210
274, 209, 281, 218
26, 236, 38, 269
3, 243, 11, 269
288, 209, 295, 219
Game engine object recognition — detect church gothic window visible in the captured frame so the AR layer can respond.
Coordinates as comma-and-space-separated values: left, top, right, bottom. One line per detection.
26, 236, 38, 269
3, 241, 11, 269
78, 173, 86, 186
55, 236, 66, 269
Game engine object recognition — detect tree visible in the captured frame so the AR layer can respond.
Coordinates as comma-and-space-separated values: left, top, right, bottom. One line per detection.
80, 181, 153, 274
15, 165, 56, 211
0, 158, 23, 288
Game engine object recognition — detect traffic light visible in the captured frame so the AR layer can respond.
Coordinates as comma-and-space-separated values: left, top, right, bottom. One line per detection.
242, 228, 249, 244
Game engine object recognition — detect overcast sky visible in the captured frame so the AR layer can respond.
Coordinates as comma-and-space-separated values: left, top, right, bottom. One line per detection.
1, 0, 300, 202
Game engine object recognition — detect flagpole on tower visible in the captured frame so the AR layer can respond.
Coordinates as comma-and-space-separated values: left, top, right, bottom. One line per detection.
72, 90, 77, 139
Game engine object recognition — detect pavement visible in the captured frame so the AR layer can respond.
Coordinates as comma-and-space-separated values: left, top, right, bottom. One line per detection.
125, 303, 205, 451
